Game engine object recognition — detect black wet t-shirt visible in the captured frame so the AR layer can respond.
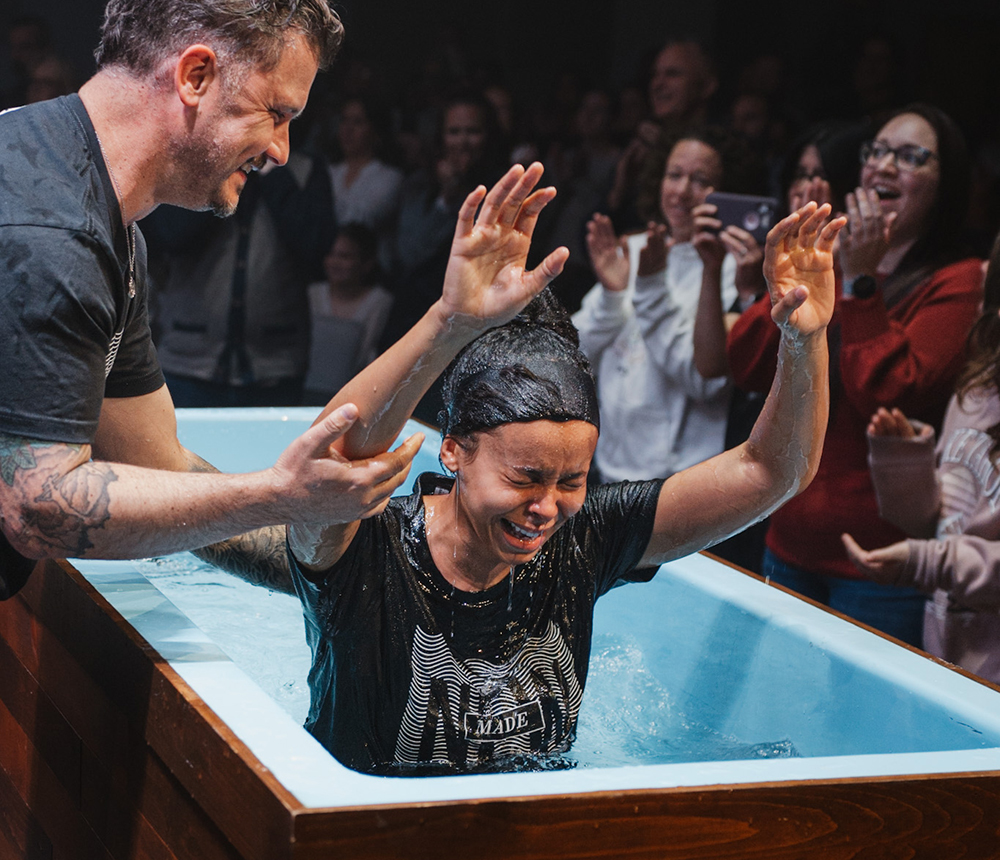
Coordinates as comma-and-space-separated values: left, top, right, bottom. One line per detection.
0, 95, 164, 597
290, 472, 663, 775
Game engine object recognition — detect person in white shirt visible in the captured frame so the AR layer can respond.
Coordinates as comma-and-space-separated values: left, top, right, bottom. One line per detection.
574, 127, 744, 482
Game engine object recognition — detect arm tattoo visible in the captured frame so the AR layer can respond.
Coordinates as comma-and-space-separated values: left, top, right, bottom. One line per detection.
0, 433, 117, 557
186, 453, 294, 594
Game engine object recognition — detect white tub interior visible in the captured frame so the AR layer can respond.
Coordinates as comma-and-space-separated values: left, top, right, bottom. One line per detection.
71, 408, 1000, 808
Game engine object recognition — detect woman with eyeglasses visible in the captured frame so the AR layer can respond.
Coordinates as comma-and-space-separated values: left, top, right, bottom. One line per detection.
725, 103, 983, 647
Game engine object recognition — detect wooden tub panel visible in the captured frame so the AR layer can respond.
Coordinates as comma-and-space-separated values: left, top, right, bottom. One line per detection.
0, 560, 291, 860
5, 556, 1000, 859
289, 776, 1000, 859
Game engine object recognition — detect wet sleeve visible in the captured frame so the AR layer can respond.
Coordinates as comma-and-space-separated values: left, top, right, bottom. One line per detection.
584, 479, 665, 596
0, 225, 119, 443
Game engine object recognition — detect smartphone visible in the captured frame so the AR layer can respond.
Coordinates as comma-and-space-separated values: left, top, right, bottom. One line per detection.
705, 192, 780, 244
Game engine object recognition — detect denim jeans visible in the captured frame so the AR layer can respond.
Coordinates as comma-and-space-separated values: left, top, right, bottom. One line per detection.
762, 548, 926, 649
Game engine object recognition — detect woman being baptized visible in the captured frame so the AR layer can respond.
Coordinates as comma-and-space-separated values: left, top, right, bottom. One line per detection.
286, 163, 844, 775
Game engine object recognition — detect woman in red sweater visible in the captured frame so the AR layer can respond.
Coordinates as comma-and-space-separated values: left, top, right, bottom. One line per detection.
726, 103, 983, 647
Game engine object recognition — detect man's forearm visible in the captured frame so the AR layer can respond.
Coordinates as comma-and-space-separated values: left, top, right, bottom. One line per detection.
185, 453, 293, 592
192, 526, 293, 594
1, 439, 285, 560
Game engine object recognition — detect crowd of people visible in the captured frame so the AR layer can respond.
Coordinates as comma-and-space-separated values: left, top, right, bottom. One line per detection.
4, 0, 1000, 777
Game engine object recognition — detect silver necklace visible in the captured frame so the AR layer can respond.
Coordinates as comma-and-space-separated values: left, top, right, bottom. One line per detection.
94, 132, 136, 298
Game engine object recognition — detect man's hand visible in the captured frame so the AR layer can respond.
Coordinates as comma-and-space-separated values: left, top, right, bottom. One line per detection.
764, 202, 846, 338
437, 162, 568, 332
842, 533, 911, 586
269, 403, 423, 525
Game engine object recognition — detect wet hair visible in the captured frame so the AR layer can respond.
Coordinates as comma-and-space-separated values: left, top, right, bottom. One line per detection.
955, 231, 1000, 459
95, 0, 343, 76
438, 290, 599, 446
880, 102, 971, 292
635, 123, 764, 223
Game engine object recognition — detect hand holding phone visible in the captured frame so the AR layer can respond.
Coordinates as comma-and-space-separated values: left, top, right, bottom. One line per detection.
705, 192, 780, 244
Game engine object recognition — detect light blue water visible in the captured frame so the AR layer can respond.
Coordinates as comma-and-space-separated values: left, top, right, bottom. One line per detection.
152, 410, 1000, 775
133, 553, 799, 769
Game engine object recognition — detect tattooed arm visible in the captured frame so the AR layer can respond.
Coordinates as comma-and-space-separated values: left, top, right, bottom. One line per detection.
0, 387, 420, 566
184, 453, 294, 594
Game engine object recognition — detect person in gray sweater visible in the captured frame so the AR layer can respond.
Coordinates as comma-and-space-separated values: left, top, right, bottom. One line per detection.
843, 239, 1000, 682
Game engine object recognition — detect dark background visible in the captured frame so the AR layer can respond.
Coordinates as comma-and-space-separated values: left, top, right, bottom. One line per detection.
5, 0, 1000, 146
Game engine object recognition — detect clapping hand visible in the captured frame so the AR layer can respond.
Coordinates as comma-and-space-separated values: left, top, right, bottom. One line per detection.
840, 187, 896, 282
841, 533, 910, 586
585, 212, 629, 292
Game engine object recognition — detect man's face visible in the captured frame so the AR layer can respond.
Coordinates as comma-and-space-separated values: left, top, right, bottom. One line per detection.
174, 33, 318, 216
648, 43, 711, 123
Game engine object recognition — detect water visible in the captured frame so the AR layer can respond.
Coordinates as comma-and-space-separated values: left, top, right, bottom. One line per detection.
134, 552, 799, 769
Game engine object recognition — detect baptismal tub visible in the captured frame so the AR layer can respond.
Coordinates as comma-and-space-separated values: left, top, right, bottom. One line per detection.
3, 408, 1000, 860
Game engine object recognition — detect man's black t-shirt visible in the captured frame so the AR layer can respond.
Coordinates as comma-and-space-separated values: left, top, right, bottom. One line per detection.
0, 95, 164, 597
290, 472, 663, 775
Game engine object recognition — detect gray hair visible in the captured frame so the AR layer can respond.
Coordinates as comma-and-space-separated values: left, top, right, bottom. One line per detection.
95, 0, 343, 75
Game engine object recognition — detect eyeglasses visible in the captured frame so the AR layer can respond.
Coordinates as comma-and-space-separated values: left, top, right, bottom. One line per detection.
860, 140, 938, 171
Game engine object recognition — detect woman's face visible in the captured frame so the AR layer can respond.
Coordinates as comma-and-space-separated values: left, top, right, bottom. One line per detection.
787, 144, 825, 210
439, 420, 597, 568
861, 112, 941, 247
323, 235, 364, 287
659, 139, 722, 241
337, 100, 374, 158
442, 103, 487, 171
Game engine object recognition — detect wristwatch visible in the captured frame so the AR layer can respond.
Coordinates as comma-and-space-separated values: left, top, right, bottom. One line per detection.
844, 274, 877, 299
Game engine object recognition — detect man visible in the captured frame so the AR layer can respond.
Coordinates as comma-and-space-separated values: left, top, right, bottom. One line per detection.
0, 0, 420, 598
145, 148, 334, 408
647, 39, 718, 126
607, 39, 719, 230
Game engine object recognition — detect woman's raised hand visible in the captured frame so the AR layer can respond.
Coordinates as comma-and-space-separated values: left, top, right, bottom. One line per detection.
764, 202, 846, 338
840, 187, 896, 281
439, 162, 569, 330
867, 406, 915, 438
586, 212, 630, 292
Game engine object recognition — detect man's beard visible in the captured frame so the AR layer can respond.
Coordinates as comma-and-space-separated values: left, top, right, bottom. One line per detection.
170, 131, 265, 218
208, 154, 267, 218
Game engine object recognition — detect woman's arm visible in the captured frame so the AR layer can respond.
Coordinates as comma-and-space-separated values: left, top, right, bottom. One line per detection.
639, 203, 845, 565
692, 206, 766, 380
289, 163, 569, 570
843, 534, 1000, 609
866, 406, 940, 537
